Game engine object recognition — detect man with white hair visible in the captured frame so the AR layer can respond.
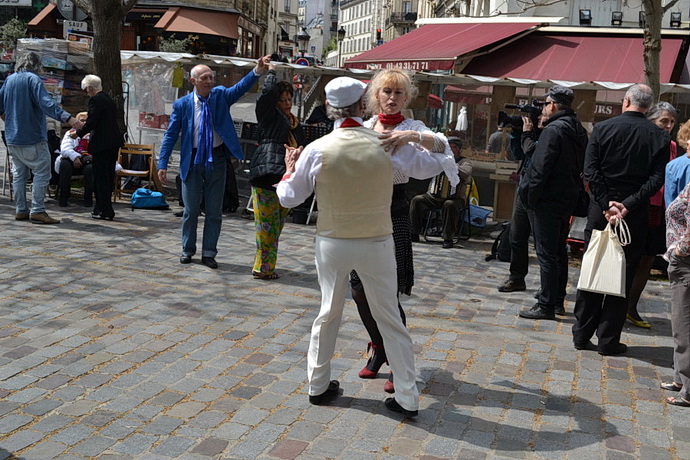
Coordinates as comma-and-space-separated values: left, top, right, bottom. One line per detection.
0, 51, 82, 224
277, 76, 456, 417
572, 84, 670, 355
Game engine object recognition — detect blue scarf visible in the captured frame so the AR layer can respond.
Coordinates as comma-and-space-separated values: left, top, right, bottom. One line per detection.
195, 94, 214, 168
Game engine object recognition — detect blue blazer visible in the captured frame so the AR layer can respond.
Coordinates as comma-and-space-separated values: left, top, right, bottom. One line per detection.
158, 70, 259, 181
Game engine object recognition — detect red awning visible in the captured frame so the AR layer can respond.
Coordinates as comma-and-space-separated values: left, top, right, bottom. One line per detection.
444, 85, 492, 105
462, 33, 685, 84
428, 94, 443, 109
28, 3, 56, 27
155, 7, 239, 40
344, 22, 541, 71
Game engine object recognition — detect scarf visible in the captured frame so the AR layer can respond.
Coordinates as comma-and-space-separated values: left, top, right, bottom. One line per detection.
195, 94, 214, 167
285, 111, 300, 148
378, 112, 405, 126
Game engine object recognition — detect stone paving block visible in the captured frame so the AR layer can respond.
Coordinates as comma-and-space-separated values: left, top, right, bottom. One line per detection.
166, 401, 206, 419
110, 433, 159, 455
150, 435, 196, 457
191, 437, 229, 456
0, 413, 33, 434
68, 435, 117, 456
50, 425, 95, 446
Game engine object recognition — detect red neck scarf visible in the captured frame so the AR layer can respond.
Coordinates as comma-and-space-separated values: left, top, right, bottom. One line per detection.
378, 112, 405, 126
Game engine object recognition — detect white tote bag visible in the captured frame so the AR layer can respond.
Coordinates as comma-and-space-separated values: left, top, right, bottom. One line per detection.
577, 219, 631, 297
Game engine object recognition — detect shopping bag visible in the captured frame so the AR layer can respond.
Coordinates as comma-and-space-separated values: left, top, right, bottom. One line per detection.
577, 219, 630, 297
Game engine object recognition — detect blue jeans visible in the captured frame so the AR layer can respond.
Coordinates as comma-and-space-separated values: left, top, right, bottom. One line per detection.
8, 141, 51, 214
181, 157, 227, 258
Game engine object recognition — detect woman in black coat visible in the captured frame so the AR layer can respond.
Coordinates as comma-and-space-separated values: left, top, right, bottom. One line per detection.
248, 64, 306, 279
76, 74, 123, 220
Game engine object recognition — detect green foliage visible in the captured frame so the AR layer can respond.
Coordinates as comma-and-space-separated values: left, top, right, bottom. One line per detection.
322, 37, 337, 58
0, 18, 27, 51
159, 34, 198, 53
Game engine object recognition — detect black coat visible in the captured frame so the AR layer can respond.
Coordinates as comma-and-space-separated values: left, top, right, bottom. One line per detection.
249, 71, 306, 189
519, 109, 588, 213
77, 91, 123, 153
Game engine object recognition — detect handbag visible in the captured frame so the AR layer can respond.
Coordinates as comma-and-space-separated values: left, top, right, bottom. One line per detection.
131, 187, 169, 210
577, 219, 631, 297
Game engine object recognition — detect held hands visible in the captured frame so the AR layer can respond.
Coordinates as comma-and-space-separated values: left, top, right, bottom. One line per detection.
158, 169, 167, 184
379, 130, 417, 154
604, 201, 628, 224
255, 55, 271, 74
284, 145, 303, 173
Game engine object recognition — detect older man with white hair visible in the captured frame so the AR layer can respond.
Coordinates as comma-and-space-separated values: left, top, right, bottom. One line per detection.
277, 77, 457, 417
0, 51, 82, 224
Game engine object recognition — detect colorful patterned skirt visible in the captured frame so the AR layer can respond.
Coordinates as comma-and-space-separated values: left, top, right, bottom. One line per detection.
252, 186, 290, 275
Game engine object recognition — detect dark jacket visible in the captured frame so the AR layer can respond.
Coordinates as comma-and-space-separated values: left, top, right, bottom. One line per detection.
249, 71, 306, 189
77, 91, 123, 153
519, 108, 588, 213
584, 111, 670, 213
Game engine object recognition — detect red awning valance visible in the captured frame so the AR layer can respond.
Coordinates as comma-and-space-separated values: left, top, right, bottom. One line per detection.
428, 94, 443, 109
344, 22, 541, 71
462, 33, 685, 84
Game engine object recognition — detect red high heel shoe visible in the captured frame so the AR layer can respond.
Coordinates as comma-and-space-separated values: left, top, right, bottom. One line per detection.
383, 372, 394, 393
358, 342, 387, 379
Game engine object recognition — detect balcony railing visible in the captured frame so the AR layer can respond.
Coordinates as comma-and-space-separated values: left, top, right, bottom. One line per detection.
388, 12, 418, 24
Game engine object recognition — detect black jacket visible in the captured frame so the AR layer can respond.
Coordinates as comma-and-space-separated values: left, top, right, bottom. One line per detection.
584, 111, 669, 212
519, 108, 588, 213
77, 91, 123, 153
249, 71, 306, 189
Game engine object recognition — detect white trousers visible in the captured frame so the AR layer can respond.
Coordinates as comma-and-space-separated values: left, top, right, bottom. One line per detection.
308, 234, 419, 411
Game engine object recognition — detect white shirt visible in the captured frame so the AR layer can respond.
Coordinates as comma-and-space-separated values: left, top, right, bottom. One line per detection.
193, 92, 223, 149
277, 117, 456, 209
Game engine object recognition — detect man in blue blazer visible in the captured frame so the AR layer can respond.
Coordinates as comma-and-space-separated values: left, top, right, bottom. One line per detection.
158, 56, 270, 268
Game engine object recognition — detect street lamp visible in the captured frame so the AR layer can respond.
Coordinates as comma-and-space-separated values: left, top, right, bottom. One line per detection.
297, 28, 310, 57
337, 26, 346, 67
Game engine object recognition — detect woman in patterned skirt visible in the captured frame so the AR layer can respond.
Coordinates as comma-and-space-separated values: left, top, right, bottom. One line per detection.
249, 63, 306, 279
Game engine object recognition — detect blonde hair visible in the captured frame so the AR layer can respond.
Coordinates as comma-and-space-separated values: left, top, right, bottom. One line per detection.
365, 68, 418, 116
677, 119, 690, 149
76, 111, 88, 121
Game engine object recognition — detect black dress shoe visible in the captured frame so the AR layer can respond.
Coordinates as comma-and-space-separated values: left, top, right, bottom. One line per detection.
309, 380, 340, 405
442, 240, 454, 249
201, 257, 218, 269
498, 279, 527, 292
574, 340, 596, 351
518, 304, 555, 320
555, 305, 566, 316
173, 210, 183, 217
598, 343, 627, 356
180, 255, 192, 264
91, 213, 114, 221
384, 397, 418, 417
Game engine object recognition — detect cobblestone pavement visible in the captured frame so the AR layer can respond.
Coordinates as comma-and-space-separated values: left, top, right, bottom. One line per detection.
0, 181, 688, 459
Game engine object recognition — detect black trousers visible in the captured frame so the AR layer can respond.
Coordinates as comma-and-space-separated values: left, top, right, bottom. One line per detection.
572, 201, 648, 349
58, 158, 93, 204
508, 194, 535, 282
532, 206, 570, 311
92, 148, 117, 217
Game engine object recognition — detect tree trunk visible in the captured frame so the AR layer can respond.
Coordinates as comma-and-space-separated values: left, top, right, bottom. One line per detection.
642, 0, 662, 100
90, 0, 126, 134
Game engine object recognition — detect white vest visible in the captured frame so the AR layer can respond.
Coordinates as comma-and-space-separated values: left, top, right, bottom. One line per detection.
314, 127, 393, 238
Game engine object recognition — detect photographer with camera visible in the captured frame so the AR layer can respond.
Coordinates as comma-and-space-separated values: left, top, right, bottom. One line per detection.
516, 85, 588, 321
497, 112, 543, 296
56, 111, 94, 207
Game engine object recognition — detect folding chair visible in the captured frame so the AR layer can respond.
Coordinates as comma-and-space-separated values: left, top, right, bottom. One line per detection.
113, 143, 156, 202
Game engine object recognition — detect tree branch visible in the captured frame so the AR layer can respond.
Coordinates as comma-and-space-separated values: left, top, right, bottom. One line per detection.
515, 0, 568, 11
663, 0, 681, 14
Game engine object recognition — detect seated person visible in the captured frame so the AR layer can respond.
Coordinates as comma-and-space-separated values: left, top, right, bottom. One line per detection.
410, 136, 473, 249
55, 111, 93, 207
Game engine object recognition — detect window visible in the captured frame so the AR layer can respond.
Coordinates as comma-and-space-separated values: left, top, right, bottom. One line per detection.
403, 1, 411, 14
284, 0, 290, 13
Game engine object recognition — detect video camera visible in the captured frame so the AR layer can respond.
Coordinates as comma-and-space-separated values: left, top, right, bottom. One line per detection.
497, 98, 544, 130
